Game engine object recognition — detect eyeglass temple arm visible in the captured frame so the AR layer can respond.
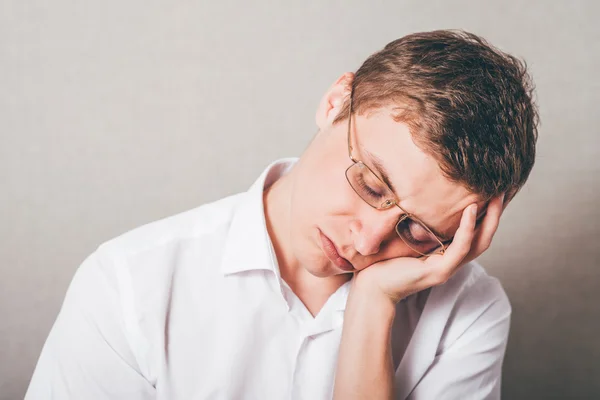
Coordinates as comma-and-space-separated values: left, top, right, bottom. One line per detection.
347, 93, 358, 162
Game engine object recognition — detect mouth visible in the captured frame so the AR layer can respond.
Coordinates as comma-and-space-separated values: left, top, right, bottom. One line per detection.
318, 229, 355, 272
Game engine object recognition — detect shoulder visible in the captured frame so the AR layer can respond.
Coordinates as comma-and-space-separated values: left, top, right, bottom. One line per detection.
74, 192, 247, 319
98, 192, 244, 260
436, 261, 512, 350
454, 261, 510, 311
63, 193, 248, 380
395, 262, 512, 399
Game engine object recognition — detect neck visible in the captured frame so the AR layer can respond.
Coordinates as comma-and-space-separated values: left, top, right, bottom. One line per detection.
263, 170, 297, 280
263, 167, 351, 315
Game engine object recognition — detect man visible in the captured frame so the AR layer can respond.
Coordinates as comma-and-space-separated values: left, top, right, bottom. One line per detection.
26, 30, 537, 399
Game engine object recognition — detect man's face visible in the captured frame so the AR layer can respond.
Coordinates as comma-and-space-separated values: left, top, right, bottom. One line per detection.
284, 79, 483, 279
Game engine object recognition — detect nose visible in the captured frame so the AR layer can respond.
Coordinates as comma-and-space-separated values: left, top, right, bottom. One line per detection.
349, 207, 400, 256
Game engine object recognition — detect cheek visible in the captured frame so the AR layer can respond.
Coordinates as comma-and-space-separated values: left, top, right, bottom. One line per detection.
299, 165, 356, 216
353, 238, 420, 272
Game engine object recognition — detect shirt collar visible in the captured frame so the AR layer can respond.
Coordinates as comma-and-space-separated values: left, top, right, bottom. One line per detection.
220, 158, 298, 276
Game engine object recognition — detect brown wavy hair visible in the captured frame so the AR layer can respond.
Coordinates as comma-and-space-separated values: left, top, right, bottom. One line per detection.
334, 30, 539, 201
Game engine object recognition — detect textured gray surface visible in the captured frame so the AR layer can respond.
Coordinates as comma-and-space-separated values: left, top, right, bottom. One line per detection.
1, 1, 598, 399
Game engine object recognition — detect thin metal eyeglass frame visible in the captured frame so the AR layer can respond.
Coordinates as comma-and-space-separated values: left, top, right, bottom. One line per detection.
344, 92, 447, 256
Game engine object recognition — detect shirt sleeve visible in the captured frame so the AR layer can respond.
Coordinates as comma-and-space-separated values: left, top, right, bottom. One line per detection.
25, 251, 155, 400
406, 278, 512, 400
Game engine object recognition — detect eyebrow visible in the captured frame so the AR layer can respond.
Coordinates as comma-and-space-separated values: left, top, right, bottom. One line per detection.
364, 149, 453, 241
364, 150, 398, 196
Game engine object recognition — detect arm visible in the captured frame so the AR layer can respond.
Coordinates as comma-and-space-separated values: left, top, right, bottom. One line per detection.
334, 195, 506, 399
25, 251, 155, 400
333, 279, 397, 400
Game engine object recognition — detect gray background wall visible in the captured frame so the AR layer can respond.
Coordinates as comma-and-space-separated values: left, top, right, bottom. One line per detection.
1, 1, 598, 399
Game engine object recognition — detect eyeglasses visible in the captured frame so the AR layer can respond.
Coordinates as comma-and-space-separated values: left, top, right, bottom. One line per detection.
344, 91, 447, 256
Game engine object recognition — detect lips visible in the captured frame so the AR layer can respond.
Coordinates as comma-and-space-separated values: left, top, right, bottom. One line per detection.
318, 229, 355, 272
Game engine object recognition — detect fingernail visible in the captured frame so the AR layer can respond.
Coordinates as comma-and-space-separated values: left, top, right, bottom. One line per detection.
471, 204, 478, 215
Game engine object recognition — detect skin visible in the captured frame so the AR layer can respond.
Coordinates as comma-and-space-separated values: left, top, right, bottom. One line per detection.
263, 73, 507, 398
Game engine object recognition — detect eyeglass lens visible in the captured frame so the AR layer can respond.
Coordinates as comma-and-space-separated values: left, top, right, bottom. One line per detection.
345, 162, 442, 255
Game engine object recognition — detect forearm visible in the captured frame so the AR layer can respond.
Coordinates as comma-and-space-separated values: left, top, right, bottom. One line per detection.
333, 278, 397, 400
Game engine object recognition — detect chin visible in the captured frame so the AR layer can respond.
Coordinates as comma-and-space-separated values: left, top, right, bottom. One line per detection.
298, 253, 334, 278
304, 258, 350, 278
303, 263, 333, 278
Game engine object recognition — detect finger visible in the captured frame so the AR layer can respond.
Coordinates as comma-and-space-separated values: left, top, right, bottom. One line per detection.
463, 194, 504, 263
424, 203, 478, 285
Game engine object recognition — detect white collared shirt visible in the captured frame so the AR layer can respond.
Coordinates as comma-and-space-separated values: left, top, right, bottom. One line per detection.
26, 159, 511, 400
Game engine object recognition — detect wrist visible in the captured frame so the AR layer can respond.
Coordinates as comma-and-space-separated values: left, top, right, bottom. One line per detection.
347, 275, 397, 321
353, 270, 407, 304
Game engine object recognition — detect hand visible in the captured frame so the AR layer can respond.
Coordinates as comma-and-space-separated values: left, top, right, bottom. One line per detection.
353, 194, 506, 304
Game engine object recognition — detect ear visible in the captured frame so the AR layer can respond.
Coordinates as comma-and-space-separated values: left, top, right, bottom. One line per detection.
315, 72, 354, 130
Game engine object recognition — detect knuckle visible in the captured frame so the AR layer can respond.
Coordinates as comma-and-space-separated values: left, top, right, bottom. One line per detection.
481, 237, 493, 251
